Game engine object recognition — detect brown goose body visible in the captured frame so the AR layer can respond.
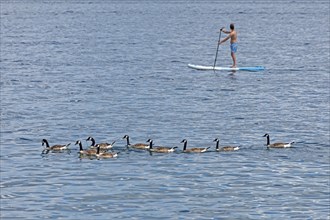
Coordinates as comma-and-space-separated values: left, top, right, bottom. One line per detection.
75, 140, 97, 156
214, 138, 240, 152
146, 139, 177, 153
263, 134, 294, 148
96, 144, 119, 158
123, 135, 149, 150
181, 139, 210, 153
42, 139, 70, 153
86, 136, 115, 150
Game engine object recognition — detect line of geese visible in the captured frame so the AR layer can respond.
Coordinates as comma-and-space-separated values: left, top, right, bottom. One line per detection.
41, 133, 295, 158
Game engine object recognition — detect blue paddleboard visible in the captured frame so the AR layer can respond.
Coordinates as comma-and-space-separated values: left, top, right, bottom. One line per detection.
188, 64, 265, 72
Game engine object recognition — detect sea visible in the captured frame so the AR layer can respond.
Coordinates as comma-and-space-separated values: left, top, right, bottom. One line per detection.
1, 0, 329, 219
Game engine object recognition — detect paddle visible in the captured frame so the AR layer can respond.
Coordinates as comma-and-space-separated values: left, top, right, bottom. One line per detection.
213, 27, 224, 69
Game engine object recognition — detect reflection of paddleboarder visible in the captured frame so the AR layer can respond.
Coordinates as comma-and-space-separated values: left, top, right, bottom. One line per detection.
219, 23, 238, 68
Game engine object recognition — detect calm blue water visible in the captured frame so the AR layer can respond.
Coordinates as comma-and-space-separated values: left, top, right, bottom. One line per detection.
1, 0, 329, 219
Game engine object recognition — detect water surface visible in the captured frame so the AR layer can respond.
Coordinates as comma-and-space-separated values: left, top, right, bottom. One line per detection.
1, 1, 329, 219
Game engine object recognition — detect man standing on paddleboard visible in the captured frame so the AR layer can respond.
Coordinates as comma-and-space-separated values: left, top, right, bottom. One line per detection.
219, 23, 237, 68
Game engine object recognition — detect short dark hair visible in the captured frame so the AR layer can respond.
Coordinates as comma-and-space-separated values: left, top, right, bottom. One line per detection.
230, 23, 235, 30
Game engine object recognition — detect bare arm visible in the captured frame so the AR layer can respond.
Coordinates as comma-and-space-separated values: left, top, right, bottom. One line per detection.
221, 29, 231, 34
219, 35, 231, 44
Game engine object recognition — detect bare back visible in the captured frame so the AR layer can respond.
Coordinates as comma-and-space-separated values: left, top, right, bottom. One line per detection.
230, 30, 237, 44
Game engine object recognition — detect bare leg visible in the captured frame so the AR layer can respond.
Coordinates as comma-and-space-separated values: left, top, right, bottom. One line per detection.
231, 52, 237, 68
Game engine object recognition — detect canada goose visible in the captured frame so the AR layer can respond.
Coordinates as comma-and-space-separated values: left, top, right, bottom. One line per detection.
263, 133, 294, 148
86, 136, 115, 150
122, 135, 149, 150
146, 139, 177, 153
75, 140, 97, 156
96, 144, 119, 159
181, 139, 210, 153
42, 139, 70, 154
214, 138, 240, 151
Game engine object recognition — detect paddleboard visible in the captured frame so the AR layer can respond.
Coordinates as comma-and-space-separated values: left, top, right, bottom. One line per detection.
188, 64, 265, 72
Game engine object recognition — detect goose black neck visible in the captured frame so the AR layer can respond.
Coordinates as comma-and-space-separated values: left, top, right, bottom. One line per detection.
96, 146, 100, 154
215, 140, 219, 150
266, 135, 270, 145
126, 136, 130, 146
44, 139, 50, 148
91, 138, 95, 146
183, 141, 187, 150
149, 140, 153, 149
79, 142, 83, 151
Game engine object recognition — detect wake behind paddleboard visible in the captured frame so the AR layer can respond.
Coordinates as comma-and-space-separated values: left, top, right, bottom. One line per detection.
188, 64, 265, 72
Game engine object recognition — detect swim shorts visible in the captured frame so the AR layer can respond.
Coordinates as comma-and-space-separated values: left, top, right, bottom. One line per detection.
230, 43, 238, 53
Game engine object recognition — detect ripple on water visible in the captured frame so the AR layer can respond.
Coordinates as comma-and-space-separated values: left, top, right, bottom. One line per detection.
1, 1, 329, 219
